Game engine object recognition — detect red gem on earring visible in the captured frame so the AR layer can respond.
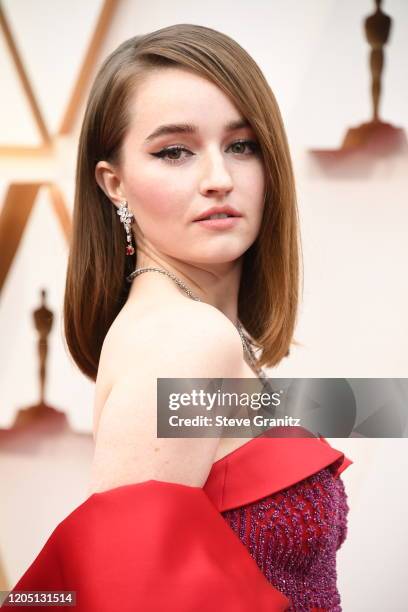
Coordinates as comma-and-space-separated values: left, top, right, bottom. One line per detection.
126, 245, 135, 255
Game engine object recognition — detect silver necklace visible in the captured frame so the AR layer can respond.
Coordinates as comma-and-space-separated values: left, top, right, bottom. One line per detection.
127, 266, 267, 381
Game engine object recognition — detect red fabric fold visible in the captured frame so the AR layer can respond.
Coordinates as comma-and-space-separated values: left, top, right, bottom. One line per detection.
3, 480, 290, 611
204, 428, 353, 512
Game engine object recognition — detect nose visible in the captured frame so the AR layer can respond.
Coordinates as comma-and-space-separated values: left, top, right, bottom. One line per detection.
199, 147, 234, 197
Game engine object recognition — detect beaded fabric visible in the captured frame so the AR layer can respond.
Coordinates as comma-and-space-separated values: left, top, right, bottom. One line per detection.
220, 465, 350, 612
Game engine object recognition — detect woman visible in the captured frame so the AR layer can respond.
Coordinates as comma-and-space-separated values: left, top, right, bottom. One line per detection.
4, 24, 352, 611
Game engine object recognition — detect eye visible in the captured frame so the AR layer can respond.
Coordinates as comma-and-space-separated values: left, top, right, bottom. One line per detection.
227, 139, 260, 155
151, 146, 193, 165
150, 139, 260, 165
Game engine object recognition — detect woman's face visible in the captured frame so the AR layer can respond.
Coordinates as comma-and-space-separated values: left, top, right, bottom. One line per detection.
102, 67, 266, 266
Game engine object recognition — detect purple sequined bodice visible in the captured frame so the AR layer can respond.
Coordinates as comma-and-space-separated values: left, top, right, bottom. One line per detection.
221, 466, 349, 612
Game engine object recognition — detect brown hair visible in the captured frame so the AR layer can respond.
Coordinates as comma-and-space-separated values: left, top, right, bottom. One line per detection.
63, 23, 303, 381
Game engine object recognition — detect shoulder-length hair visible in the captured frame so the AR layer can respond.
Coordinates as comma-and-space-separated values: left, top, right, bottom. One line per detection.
64, 23, 303, 381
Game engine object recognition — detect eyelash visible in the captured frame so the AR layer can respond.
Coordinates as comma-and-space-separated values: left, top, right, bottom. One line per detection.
151, 139, 260, 165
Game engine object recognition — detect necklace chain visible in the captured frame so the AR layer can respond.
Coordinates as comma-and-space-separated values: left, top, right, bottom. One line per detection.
126, 266, 266, 380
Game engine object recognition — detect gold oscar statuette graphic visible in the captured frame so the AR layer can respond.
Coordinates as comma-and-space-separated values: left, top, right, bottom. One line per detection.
12, 288, 68, 428
342, 0, 405, 152
310, 0, 407, 161
33, 289, 54, 407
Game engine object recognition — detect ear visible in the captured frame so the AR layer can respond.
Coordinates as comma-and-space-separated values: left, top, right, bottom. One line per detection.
95, 161, 126, 208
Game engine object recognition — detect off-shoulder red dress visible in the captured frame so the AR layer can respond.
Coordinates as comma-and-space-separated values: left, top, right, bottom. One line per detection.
205, 431, 352, 611
2, 430, 352, 611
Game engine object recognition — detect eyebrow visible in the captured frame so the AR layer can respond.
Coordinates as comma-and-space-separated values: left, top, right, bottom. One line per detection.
143, 118, 251, 143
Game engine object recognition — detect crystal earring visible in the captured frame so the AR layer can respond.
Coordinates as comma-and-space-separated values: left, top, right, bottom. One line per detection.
117, 200, 135, 255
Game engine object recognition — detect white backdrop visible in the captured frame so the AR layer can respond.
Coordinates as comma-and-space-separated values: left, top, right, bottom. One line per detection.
0, 1, 407, 609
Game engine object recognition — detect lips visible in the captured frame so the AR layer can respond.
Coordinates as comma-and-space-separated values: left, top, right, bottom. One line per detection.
194, 216, 241, 230
194, 205, 241, 222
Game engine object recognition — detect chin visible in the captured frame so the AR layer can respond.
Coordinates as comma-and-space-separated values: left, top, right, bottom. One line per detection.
164, 240, 251, 266
188, 250, 246, 266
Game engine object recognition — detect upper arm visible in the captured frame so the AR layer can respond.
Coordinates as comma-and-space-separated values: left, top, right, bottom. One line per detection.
89, 303, 244, 494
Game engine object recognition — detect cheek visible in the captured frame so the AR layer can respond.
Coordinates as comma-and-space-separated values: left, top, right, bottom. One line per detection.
241, 163, 265, 213
125, 171, 179, 219
253, 162, 266, 197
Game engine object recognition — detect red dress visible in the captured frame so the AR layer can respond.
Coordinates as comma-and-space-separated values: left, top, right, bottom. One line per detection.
2, 430, 352, 611
204, 432, 352, 611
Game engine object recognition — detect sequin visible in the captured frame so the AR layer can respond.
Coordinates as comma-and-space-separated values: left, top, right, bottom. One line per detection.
221, 466, 349, 612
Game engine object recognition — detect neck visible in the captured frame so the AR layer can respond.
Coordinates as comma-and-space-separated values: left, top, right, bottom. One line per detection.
127, 251, 243, 328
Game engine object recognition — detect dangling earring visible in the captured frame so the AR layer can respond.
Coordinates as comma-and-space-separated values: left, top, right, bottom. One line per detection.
117, 200, 135, 255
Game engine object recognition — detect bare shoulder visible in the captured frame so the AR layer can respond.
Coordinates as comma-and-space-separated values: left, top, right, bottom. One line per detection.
146, 299, 244, 373
89, 299, 244, 495
99, 298, 243, 380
